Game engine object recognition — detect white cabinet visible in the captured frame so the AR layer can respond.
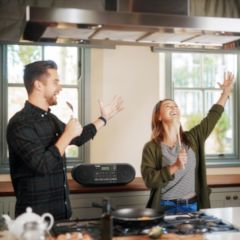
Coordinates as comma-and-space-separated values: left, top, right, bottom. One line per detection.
0, 196, 16, 218
70, 190, 150, 219
0, 191, 151, 220
3, 188, 240, 219
210, 187, 240, 208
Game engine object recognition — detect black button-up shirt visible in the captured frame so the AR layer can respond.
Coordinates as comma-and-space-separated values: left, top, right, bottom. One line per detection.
6, 101, 97, 220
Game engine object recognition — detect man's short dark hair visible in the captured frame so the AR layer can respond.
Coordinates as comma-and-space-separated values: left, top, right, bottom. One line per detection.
23, 60, 58, 94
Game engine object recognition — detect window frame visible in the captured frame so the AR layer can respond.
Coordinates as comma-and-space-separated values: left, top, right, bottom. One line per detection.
0, 42, 89, 173
164, 50, 240, 167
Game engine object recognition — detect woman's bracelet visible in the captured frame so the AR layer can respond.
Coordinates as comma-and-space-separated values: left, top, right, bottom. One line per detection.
221, 90, 230, 98
98, 116, 107, 126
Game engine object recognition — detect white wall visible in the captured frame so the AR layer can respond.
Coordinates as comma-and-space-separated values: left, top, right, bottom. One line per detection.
89, 46, 160, 176
84, 45, 240, 178
0, 45, 239, 183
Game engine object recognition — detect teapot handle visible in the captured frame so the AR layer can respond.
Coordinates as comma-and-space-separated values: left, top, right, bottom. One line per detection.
41, 213, 54, 231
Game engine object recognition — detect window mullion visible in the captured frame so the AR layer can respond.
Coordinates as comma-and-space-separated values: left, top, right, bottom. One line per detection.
236, 53, 240, 159
2, 44, 8, 170
0, 44, 2, 169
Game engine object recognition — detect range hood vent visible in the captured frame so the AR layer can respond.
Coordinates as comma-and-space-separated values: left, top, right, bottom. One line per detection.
23, 2, 240, 51
105, 0, 189, 15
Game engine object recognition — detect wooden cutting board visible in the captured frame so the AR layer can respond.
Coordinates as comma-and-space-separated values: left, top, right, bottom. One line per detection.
114, 233, 204, 240
47, 232, 204, 240
157, 233, 203, 240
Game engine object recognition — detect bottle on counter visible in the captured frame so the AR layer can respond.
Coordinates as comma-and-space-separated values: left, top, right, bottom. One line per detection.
100, 198, 113, 240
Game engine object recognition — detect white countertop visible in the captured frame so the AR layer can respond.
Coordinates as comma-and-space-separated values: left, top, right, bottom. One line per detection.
202, 207, 240, 228
202, 207, 240, 240
1, 207, 240, 240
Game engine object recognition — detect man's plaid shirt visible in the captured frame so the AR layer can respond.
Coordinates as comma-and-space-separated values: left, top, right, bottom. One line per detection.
7, 101, 96, 220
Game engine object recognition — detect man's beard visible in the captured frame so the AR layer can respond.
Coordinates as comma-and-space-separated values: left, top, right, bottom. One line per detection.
47, 95, 58, 106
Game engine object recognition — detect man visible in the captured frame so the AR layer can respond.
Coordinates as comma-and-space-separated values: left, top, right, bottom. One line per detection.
6, 60, 123, 220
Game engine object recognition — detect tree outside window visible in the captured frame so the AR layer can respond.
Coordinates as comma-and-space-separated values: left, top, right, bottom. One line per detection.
171, 52, 236, 156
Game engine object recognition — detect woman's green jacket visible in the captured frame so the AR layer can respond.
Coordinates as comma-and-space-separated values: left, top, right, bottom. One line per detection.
141, 104, 224, 210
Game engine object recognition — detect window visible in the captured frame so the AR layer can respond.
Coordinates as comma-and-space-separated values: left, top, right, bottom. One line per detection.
169, 52, 237, 164
1, 43, 85, 171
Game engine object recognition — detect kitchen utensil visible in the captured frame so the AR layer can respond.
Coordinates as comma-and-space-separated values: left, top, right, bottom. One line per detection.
100, 199, 113, 240
112, 208, 164, 222
92, 201, 164, 223
66, 101, 74, 117
173, 118, 181, 149
177, 129, 182, 149
173, 118, 186, 169
2, 207, 54, 238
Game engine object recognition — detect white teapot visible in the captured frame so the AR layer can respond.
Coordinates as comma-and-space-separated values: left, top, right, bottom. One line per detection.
2, 207, 54, 238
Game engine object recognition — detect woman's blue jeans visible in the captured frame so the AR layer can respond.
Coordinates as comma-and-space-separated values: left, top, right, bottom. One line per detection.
160, 199, 198, 215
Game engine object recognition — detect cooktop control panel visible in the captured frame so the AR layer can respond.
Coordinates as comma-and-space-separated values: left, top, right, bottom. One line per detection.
71, 163, 135, 186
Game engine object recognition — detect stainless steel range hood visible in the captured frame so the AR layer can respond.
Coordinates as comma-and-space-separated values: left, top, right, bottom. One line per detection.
23, 4, 240, 51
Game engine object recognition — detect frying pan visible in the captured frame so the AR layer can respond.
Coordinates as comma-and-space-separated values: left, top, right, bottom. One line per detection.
112, 207, 164, 222
92, 202, 164, 223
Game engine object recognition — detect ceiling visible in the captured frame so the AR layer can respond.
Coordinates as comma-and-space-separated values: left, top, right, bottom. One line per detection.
18, 0, 240, 50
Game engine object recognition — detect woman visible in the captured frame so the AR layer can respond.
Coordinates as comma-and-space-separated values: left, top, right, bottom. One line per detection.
141, 72, 234, 214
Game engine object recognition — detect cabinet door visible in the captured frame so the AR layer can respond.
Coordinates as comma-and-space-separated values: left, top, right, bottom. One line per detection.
210, 188, 240, 208
224, 192, 240, 207
0, 200, 4, 216
71, 195, 103, 219
0, 197, 16, 218
70, 191, 150, 219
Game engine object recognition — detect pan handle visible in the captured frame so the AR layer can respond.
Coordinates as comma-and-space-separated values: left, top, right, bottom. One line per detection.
92, 200, 115, 211
92, 202, 103, 209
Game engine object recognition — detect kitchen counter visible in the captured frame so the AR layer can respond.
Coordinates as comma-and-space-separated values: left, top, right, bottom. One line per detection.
1, 207, 240, 239
1, 175, 240, 196
114, 207, 240, 240
0, 177, 148, 196
2, 175, 240, 239
207, 174, 240, 187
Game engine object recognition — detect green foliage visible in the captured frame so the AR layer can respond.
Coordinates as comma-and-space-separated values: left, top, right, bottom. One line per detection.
8, 45, 41, 65
184, 112, 229, 153
213, 113, 229, 152
214, 113, 229, 138
184, 113, 202, 130
66, 146, 78, 158
172, 54, 200, 87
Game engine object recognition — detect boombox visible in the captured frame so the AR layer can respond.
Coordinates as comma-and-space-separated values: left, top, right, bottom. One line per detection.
71, 163, 136, 186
